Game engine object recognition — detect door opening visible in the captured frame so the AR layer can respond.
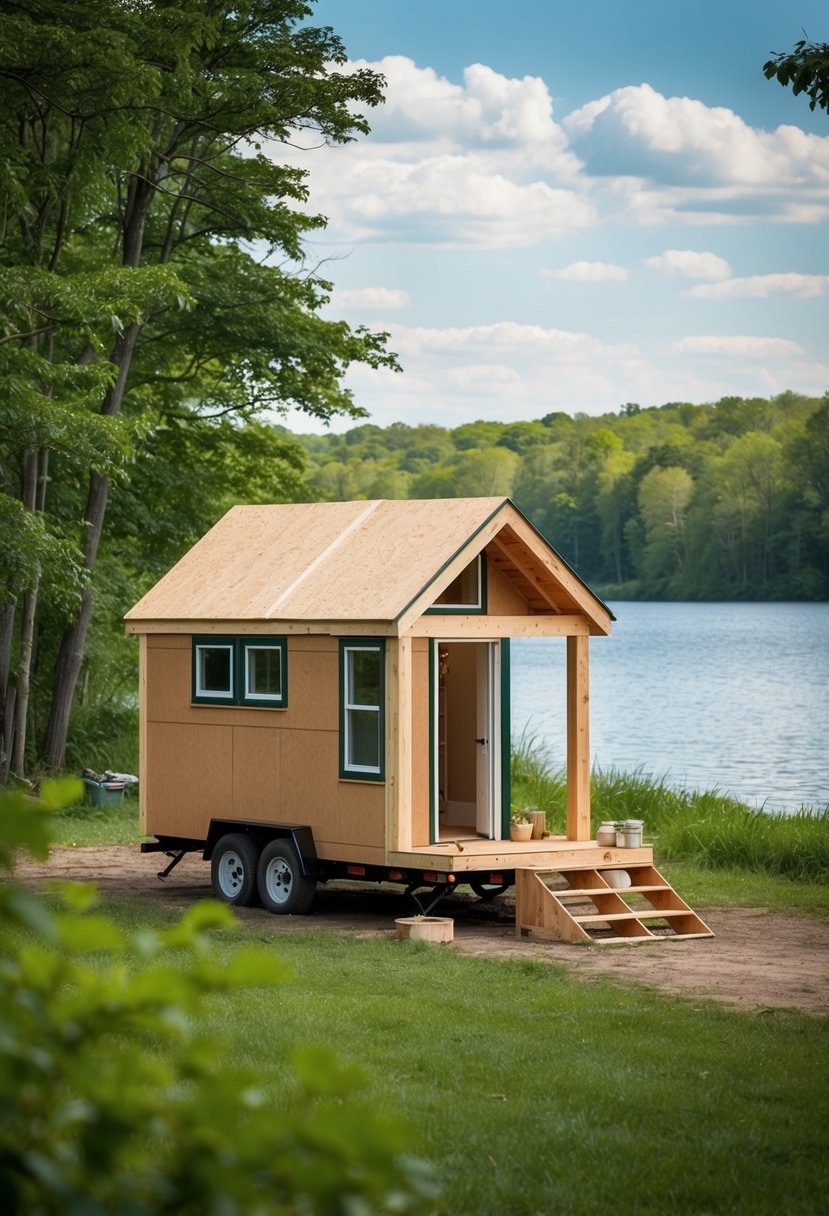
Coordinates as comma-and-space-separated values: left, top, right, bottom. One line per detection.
434, 640, 501, 841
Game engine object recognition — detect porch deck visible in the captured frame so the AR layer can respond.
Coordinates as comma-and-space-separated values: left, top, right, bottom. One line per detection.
388, 835, 653, 875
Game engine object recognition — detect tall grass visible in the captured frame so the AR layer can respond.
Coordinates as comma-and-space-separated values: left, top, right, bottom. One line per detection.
511, 731, 829, 884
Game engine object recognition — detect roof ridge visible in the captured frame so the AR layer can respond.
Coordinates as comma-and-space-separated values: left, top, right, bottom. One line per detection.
263, 499, 382, 618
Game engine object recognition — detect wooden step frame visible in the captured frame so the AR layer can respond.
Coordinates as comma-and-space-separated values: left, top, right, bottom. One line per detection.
516, 863, 714, 944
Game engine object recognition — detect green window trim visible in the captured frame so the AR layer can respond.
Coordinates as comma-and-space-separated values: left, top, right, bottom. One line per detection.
339, 639, 385, 782
192, 636, 287, 708
424, 553, 487, 615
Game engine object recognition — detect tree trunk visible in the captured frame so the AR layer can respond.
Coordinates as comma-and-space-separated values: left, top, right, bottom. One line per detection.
11, 576, 39, 777
0, 602, 15, 784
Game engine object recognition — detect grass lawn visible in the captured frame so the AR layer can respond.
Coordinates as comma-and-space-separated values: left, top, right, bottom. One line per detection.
182, 921, 829, 1213
21, 790, 829, 1214
93, 897, 828, 1216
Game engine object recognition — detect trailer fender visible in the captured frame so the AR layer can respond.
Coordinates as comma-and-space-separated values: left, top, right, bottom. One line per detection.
202, 820, 319, 877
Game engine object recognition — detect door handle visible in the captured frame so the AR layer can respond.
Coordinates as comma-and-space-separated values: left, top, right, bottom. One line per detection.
475, 738, 488, 745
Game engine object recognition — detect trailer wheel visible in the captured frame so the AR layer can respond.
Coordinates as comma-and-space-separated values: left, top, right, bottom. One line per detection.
469, 879, 509, 901
211, 833, 261, 907
257, 839, 316, 915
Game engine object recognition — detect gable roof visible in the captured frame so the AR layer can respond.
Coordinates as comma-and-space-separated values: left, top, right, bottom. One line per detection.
125, 498, 612, 633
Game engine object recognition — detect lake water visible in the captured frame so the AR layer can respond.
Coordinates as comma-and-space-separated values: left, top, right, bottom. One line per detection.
510, 602, 829, 812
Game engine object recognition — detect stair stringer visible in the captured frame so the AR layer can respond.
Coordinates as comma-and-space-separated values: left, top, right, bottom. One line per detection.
515, 863, 714, 944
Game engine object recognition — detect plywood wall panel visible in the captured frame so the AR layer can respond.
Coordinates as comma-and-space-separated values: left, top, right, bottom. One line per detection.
232, 726, 281, 821
144, 722, 233, 840
277, 729, 385, 848
486, 559, 532, 616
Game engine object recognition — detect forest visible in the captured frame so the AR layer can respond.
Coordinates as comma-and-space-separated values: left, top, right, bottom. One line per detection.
294, 390, 829, 603
0, 1, 826, 782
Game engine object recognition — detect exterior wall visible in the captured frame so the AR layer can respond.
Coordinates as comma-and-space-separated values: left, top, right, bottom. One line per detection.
485, 556, 532, 615
144, 634, 385, 860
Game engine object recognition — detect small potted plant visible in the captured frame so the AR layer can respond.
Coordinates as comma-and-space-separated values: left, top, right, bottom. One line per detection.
509, 811, 533, 842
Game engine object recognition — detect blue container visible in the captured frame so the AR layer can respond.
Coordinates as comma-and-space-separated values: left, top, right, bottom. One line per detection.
83, 779, 125, 807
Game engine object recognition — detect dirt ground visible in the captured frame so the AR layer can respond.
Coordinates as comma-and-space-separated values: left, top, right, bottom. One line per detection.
14, 844, 829, 1017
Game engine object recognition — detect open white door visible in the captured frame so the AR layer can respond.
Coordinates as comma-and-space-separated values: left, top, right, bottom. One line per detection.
433, 639, 502, 841
475, 642, 501, 837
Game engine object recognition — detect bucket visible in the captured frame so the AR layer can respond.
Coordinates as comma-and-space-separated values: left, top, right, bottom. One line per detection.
624, 818, 643, 848
83, 778, 125, 808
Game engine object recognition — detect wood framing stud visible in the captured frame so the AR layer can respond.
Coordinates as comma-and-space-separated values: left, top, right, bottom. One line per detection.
566, 634, 591, 840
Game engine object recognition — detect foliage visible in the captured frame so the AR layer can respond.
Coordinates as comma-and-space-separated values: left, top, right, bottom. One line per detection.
510, 737, 829, 884
0, 783, 436, 1214
0, 0, 397, 778
764, 37, 829, 113
295, 391, 829, 602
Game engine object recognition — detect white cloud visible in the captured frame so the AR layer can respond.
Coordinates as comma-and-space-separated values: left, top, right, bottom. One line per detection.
539, 261, 628, 282
276, 56, 593, 247
684, 273, 829, 300
565, 83, 829, 225
332, 287, 411, 309
646, 249, 731, 279
389, 320, 636, 360
672, 335, 804, 357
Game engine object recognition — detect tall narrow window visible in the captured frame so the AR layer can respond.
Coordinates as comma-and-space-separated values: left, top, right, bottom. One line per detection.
340, 641, 384, 780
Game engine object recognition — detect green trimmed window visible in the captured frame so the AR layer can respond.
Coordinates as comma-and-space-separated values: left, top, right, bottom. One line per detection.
427, 553, 486, 613
340, 640, 384, 780
192, 636, 287, 707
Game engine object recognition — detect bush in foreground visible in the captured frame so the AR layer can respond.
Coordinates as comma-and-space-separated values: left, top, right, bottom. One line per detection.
0, 780, 436, 1215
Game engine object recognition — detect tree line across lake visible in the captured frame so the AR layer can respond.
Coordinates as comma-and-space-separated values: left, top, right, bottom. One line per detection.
293, 390, 829, 602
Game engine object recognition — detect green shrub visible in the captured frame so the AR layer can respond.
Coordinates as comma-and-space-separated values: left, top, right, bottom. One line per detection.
0, 781, 436, 1214
512, 736, 829, 883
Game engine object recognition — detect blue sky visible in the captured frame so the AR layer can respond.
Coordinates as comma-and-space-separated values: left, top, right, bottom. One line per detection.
278, 0, 829, 431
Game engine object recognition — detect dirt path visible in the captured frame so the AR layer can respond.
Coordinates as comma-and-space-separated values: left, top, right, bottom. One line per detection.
14, 844, 829, 1017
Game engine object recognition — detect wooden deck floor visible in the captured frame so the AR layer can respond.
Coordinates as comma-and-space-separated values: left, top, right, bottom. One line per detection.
389, 835, 653, 874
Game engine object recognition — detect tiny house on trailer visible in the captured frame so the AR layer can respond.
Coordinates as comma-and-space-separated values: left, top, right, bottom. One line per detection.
126, 497, 712, 943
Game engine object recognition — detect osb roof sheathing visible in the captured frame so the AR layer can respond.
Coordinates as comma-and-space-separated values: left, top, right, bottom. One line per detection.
125, 498, 609, 629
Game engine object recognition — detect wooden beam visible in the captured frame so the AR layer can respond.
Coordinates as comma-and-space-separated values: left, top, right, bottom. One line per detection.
566, 634, 591, 841
386, 637, 413, 855
125, 619, 397, 637
407, 614, 589, 639
138, 634, 148, 835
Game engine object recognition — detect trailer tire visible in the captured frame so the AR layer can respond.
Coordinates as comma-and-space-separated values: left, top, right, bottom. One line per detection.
257, 838, 316, 915
211, 833, 261, 907
469, 879, 509, 901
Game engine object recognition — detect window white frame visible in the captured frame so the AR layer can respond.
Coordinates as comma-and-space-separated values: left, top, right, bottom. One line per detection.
242, 640, 286, 706
192, 636, 287, 707
193, 639, 235, 702
340, 640, 385, 781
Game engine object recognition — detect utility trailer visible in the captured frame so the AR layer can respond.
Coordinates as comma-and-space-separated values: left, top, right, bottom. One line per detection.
127, 498, 712, 942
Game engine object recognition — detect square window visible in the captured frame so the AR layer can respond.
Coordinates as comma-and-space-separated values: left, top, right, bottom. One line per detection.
242, 640, 286, 706
194, 642, 235, 700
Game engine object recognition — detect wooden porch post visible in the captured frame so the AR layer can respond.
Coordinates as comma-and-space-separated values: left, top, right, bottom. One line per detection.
386, 636, 413, 855
566, 634, 591, 840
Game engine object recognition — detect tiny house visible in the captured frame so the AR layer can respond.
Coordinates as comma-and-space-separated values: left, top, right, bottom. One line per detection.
126, 498, 712, 942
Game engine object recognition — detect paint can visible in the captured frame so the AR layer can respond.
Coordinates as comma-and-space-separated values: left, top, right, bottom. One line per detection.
624, 819, 644, 848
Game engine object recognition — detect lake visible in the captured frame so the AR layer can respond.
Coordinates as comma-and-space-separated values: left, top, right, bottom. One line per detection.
510, 601, 829, 812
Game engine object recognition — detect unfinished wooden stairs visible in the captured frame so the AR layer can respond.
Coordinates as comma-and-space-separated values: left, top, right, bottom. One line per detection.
516, 863, 713, 944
